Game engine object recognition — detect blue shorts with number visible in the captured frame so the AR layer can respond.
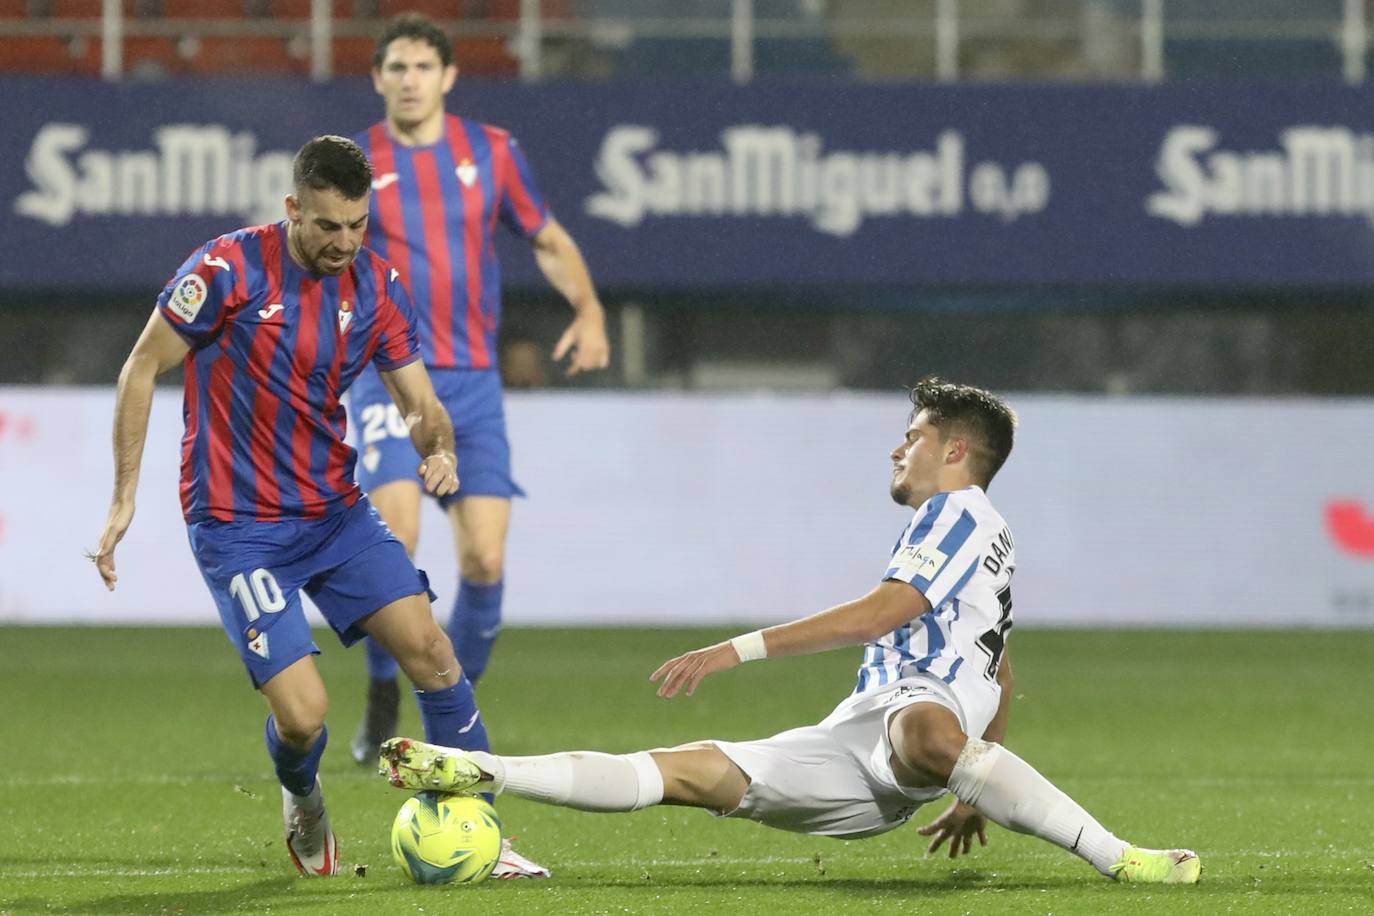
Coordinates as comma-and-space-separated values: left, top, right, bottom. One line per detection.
188, 497, 435, 688
349, 366, 525, 506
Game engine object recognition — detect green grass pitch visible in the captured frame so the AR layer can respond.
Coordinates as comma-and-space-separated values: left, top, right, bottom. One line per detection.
1, 626, 1371, 914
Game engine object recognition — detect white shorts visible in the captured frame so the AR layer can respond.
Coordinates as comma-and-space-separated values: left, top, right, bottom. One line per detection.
711, 675, 995, 839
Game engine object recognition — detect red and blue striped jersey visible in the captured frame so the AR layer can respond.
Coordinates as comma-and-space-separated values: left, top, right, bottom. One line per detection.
156, 221, 420, 524
357, 114, 549, 370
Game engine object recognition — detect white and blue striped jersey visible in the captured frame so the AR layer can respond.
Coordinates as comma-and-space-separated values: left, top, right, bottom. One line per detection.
855, 486, 1016, 716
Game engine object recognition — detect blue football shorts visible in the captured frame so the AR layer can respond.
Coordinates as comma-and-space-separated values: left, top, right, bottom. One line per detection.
348, 366, 525, 506
187, 496, 436, 688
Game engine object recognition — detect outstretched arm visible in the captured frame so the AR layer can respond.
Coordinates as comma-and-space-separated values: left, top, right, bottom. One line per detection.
531, 218, 610, 376
92, 311, 190, 590
650, 580, 932, 698
378, 360, 458, 497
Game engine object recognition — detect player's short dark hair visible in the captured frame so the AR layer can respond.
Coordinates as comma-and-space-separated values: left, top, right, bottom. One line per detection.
292, 135, 372, 200
910, 377, 1017, 487
373, 12, 454, 69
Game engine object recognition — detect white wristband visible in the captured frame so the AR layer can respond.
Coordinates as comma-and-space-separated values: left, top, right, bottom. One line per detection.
730, 630, 767, 662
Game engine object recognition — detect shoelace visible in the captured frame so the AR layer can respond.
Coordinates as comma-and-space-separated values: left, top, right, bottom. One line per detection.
289, 805, 325, 857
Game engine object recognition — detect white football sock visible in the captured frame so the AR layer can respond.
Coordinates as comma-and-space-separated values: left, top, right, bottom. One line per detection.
947, 738, 1128, 875
289, 779, 325, 814
468, 750, 664, 812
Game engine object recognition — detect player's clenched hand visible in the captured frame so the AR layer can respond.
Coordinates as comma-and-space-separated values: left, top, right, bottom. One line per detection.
649, 641, 742, 698
418, 451, 458, 497
552, 310, 610, 377
917, 800, 988, 859
88, 499, 136, 592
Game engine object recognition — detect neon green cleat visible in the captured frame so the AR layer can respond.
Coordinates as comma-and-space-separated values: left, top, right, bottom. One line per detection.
1109, 846, 1202, 884
378, 736, 493, 794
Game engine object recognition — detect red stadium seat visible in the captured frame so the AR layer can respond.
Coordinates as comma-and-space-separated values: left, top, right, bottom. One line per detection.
271, 0, 333, 18
490, 0, 571, 19
450, 37, 516, 75
332, 35, 378, 72
377, 0, 460, 19
0, 36, 93, 73
333, 33, 516, 76
51, 0, 105, 16
183, 35, 309, 74
120, 35, 182, 71
0, 1, 32, 17
160, 0, 247, 18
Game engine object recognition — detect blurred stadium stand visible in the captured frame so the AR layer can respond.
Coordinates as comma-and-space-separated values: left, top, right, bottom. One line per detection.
1, 1, 1372, 396
0, 0, 522, 76
2, 0, 1365, 81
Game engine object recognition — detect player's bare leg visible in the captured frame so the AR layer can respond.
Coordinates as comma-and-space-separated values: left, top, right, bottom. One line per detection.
360, 592, 461, 692
651, 743, 750, 812
445, 496, 511, 684
352, 478, 423, 764
887, 703, 1199, 883
380, 738, 747, 815
261, 656, 338, 877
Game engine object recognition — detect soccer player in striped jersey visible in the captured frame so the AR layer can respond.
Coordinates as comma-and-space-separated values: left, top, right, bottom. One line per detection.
377, 379, 1202, 886
90, 136, 495, 878
345, 15, 609, 829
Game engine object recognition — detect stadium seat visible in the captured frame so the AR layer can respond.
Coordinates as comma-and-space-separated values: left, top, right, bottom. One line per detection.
183, 35, 309, 73
0, 35, 98, 73
332, 35, 377, 71
121, 35, 182, 73
0, 1, 32, 17
452, 37, 517, 75
51, 0, 105, 16
376, 0, 460, 19
159, 0, 247, 17
333, 33, 516, 75
270, 0, 345, 18
489, 0, 571, 20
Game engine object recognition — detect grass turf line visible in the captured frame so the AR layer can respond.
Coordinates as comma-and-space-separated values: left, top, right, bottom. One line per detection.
1, 626, 1371, 914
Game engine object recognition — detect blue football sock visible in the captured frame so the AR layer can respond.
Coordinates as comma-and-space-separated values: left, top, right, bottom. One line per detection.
363, 635, 400, 682
448, 579, 503, 685
265, 716, 327, 798
414, 676, 490, 753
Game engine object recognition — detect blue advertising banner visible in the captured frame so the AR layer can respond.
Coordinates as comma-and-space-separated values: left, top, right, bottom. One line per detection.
2, 76, 1374, 290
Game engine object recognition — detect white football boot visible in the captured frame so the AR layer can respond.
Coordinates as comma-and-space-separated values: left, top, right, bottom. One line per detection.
282, 780, 339, 877
491, 837, 553, 879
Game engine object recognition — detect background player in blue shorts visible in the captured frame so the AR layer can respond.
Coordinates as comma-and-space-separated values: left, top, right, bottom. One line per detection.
90, 135, 492, 878
347, 12, 610, 804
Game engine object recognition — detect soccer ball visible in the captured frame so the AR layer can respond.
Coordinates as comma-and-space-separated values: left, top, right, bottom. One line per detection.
390, 791, 502, 885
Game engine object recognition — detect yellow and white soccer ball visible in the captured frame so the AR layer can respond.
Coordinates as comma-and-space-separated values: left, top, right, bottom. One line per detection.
390, 791, 502, 885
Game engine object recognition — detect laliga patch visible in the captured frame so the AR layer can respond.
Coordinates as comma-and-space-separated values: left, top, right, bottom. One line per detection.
455, 158, 477, 188
892, 543, 947, 580
247, 629, 270, 659
338, 300, 353, 335
168, 274, 208, 323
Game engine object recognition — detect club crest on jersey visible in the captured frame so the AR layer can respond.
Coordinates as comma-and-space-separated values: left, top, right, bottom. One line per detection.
247, 629, 269, 659
456, 158, 477, 188
168, 274, 208, 323
337, 300, 353, 335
